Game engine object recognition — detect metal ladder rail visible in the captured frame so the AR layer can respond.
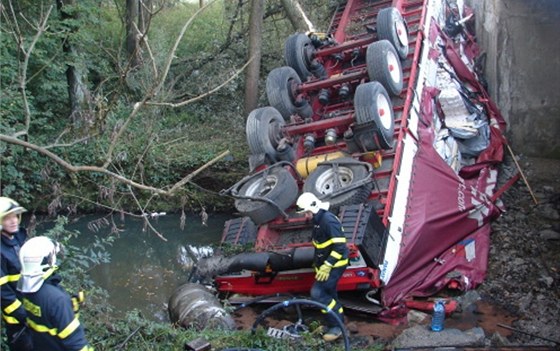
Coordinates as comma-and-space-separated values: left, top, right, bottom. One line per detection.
380, 0, 429, 226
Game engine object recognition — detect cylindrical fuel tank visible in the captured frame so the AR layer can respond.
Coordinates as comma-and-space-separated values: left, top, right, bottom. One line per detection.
295, 151, 347, 178
168, 283, 235, 331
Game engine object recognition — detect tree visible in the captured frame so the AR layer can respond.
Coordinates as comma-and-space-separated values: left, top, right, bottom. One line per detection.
243, 0, 264, 115
0, 1, 250, 239
126, 0, 142, 68
56, 0, 94, 129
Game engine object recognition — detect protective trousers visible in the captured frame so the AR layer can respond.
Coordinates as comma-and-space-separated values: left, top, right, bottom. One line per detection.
310, 266, 345, 328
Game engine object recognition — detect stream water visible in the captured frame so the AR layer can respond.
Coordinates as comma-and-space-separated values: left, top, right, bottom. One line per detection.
40, 212, 230, 321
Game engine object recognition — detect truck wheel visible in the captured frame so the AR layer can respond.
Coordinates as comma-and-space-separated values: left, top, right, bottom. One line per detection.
303, 157, 372, 210
235, 166, 298, 225
354, 82, 395, 149
376, 7, 409, 60
284, 33, 315, 81
266, 66, 312, 120
246, 107, 285, 162
366, 40, 403, 96
221, 217, 258, 246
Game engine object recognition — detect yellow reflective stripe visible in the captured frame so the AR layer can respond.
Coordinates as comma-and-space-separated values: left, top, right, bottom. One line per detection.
78, 346, 93, 351
77, 291, 85, 302
58, 317, 80, 339
321, 299, 338, 314
0, 273, 20, 285
330, 251, 342, 260
72, 298, 79, 312
42, 266, 57, 280
27, 316, 81, 339
4, 299, 22, 314
2, 314, 20, 324
333, 259, 348, 267
313, 237, 346, 249
338, 306, 344, 314
27, 318, 58, 336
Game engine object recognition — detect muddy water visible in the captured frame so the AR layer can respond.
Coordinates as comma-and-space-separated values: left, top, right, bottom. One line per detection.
62, 213, 230, 321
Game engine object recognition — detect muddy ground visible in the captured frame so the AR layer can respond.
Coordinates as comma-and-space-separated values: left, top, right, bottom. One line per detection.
232, 156, 560, 349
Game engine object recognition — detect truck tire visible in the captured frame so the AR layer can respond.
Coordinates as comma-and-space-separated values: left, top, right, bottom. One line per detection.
266, 66, 312, 120
234, 166, 298, 225
246, 107, 285, 163
366, 40, 403, 96
284, 33, 315, 81
303, 157, 372, 210
354, 81, 395, 149
376, 7, 409, 60
221, 217, 258, 246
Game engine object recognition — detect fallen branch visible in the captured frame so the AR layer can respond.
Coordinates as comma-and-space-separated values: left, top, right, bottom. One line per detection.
117, 326, 142, 350
0, 134, 230, 197
497, 323, 559, 345
505, 143, 538, 205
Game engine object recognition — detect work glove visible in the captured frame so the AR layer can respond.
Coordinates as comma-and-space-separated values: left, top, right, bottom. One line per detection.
315, 263, 332, 282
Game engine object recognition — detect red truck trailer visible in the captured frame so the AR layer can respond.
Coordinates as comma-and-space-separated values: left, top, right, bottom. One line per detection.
196, 0, 511, 320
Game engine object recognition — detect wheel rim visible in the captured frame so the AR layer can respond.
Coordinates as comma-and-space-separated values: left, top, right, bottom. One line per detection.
267, 118, 283, 149
286, 77, 300, 106
386, 49, 401, 84
376, 92, 392, 130
302, 42, 315, 68
245, 175, 278, 198
395, 19, 408, 48
314, 167, 354, 196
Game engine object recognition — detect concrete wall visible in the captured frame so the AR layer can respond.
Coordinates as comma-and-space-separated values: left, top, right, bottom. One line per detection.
468, 0, 560, 158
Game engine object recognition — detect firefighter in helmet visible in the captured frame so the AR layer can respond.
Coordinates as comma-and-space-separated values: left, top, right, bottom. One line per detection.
1, 197, 33, 350
296, 192, 348, 342
17, 236, 92, 351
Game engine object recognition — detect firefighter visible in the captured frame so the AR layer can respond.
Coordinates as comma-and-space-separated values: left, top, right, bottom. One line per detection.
1, 197, 33, 350
296, 192, 348, 342
17, 236, 93, 351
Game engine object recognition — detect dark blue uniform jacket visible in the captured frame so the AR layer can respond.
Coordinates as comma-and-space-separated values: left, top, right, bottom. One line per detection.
312, 209, 349, 268
1, 228, 28, 325
22, 273, 91, 351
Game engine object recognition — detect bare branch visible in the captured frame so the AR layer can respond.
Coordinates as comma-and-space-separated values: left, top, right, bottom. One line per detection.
169, 150, 231, 193
103, 0, 215, 168
128, 186, 168, 241
155, 0, 216, 97
146, 57, 253, 108
7, 2, 54, 139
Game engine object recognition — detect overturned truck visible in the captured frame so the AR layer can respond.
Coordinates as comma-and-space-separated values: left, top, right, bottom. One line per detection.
171, 0, 514, 326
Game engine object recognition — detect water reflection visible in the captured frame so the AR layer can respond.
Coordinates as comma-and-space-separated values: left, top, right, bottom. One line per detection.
61, 213, 229, 321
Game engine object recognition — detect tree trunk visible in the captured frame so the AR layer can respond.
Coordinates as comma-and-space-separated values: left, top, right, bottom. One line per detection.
56, 0, 93, 129
126, 0, 141, 68
280, 0, 312, 32
243, 0, 264, 115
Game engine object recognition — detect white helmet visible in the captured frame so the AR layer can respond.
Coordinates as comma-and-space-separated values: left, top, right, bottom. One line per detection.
18, 236, 60, 293
296, 192, 330, 214
0, 197, 27, 231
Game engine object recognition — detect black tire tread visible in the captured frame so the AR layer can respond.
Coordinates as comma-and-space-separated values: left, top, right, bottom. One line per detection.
366, 40, 403, 96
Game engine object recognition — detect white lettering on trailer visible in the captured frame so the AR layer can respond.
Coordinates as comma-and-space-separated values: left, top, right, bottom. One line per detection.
458, 179, 467, 211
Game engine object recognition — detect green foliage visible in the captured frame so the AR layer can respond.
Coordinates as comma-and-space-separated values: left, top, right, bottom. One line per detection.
0, 0, 334, 214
